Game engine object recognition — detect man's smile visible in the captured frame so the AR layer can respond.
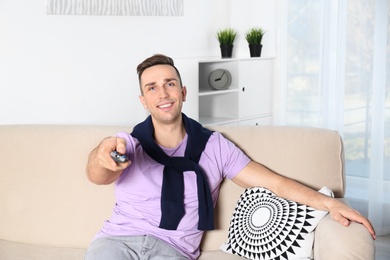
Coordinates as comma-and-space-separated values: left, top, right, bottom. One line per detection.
158, 102, 173, 109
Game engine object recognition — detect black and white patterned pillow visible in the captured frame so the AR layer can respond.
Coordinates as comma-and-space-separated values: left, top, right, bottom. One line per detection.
221, 187, 333, 260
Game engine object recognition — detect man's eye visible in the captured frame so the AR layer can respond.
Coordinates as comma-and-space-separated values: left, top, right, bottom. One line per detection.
148, 86, 156, 91
167, 82, 175, 87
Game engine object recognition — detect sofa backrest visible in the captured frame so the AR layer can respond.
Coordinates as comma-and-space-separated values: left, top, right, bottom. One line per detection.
0, 125, 124, 248
0, 125, 344, 251
209, 125, 345, 196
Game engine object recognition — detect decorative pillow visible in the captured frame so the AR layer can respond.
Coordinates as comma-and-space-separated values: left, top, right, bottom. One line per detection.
220, 187, 333, 260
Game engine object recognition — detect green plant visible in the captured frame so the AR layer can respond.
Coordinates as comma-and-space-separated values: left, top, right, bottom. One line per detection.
216, 28, 237, 45
245, 27, 266, 45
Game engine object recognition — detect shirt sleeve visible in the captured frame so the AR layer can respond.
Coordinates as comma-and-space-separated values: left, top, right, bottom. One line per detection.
204, 132, 251, 180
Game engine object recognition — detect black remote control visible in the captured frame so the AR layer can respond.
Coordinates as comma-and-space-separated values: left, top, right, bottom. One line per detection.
110, 151, 129, 163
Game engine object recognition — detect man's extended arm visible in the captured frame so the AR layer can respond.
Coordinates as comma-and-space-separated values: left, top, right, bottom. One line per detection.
232, 161, 376, 240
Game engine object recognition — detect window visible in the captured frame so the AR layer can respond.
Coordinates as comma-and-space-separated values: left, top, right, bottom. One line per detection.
278, 0, 390, 236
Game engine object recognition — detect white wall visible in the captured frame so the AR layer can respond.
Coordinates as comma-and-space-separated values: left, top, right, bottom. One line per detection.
0, 0, 276, 125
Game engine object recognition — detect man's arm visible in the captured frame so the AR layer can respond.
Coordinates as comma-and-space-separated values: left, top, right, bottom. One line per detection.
86, 136, 131, 185
232, 161, 376, 240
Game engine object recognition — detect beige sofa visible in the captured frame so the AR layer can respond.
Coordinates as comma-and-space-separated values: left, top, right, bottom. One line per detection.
0, 125, 375, 259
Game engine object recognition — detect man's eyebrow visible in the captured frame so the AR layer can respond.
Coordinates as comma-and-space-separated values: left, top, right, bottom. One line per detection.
144, 81, 156, 88
143, 78, 178, 88
164, 78, 178, 83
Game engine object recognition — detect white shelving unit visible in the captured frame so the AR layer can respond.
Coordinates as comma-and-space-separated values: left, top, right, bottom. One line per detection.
198, 57, 274, 126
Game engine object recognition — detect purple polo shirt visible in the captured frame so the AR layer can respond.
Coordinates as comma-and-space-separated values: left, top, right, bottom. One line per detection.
94, 131, 250, 259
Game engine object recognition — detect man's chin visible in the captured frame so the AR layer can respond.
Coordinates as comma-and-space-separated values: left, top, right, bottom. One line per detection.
151, 112, 182, 125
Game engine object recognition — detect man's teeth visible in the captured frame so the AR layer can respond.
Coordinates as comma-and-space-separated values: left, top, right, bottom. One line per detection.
159, 103, 172, 108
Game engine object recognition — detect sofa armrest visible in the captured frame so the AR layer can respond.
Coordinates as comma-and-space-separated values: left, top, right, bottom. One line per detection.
314, 212, 375, 259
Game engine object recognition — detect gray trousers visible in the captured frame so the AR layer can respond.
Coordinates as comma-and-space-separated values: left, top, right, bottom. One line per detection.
85, 235, 189, 260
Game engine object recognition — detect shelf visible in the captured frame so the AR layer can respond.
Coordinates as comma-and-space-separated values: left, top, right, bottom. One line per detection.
198, 56, 275, 64
198, 58, 274, 126
199, 114, 273, 126
199, 88, 239, 96
199, 116, 239, 126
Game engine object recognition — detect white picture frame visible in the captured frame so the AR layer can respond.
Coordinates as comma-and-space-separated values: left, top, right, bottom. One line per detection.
47, 0, 183, 16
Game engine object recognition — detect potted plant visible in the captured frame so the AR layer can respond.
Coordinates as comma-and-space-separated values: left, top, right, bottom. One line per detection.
216, 28, 237, 58
245, 27, 265, 57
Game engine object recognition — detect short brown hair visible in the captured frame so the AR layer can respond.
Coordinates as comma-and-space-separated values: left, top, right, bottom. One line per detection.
136, 54, 183, 94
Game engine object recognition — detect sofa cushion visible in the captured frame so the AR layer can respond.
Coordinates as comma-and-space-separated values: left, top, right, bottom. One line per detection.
220, 187, 332, 260
0, 239, 86, 260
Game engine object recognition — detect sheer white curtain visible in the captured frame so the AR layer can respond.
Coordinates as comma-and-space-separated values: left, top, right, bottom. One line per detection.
276, 0, 390, 236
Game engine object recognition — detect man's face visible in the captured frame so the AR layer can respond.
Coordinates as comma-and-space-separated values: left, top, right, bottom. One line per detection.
139, 64, 187, 125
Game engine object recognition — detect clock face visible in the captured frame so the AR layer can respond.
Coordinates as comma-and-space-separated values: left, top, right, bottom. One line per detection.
208, 69, 232, 90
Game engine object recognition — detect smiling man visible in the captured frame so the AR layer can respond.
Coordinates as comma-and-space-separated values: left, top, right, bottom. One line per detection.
84, 54, 375, 260
138, 63, 187, 147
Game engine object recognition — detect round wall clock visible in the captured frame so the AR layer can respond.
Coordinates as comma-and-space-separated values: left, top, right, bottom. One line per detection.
208, 69, 232, 90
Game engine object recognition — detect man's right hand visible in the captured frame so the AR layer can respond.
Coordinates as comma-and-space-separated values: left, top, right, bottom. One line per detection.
86, 137, 131, 184
97, 137, 130, 170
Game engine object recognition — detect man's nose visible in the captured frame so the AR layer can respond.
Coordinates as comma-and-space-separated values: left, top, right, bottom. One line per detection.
158, 86, 169, 98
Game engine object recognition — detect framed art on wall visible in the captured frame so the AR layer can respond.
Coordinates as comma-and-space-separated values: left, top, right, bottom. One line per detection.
47, 0, 183, 16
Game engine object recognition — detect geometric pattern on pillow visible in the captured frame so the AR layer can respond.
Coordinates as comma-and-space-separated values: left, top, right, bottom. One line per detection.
220, 187, 332, 260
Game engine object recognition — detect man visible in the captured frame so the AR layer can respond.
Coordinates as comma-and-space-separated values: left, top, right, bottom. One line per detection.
85, 54, 375, 260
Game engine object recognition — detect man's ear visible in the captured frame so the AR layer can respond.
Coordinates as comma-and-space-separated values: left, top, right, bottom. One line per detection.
139, 95, 148, 109
182, 86, 187, 102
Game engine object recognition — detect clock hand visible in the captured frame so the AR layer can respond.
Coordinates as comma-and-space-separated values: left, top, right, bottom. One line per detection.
215, 71, 225, 81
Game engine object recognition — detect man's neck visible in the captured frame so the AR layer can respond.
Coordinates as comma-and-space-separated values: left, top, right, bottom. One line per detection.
152, 118, 186, 148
